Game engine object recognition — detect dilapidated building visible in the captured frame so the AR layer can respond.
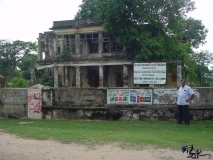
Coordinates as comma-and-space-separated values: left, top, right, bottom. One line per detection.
36, 18, 181, 88
36, 18, 136, 88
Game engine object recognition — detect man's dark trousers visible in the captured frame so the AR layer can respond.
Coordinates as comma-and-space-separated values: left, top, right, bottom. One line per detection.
178, 105, 189, 125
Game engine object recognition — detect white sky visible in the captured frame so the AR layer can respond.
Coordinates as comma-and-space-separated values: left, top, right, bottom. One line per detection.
0, 0, 212, 54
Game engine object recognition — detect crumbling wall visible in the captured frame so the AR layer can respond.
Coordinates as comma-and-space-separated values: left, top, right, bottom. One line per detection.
1, 87, 213, 120
41, 87, 213, 120
53, 88, 107, 107
0, 89, 28, 118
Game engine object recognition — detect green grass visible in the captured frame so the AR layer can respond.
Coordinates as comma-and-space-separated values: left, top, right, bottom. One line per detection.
0, 119, 212, 150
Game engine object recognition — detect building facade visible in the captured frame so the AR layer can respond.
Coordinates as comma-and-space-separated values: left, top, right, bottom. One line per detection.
36, 18, 181, 88
36, 18, 137, 88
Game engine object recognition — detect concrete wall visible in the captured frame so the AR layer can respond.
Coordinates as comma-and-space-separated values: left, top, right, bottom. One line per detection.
0, 89, 28, 118
1, 87, 213, 120
43, 87, 213, 120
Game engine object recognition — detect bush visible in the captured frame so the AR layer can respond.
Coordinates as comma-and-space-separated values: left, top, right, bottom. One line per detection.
6, 77, 30, 88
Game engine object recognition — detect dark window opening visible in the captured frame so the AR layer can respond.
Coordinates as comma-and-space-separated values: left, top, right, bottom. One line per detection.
93, 33, 98, 38
103, 42, 109, 53
116, 73, 123, 87
57, 47, 60, 55
80, 33, 98, 54
103, 33, 123, 53
64, 34, 75, 54
87, 67, 99, 87
104, 66, 109, 87
72, 74, 76, 87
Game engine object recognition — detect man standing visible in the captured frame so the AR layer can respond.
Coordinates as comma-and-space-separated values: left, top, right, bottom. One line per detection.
177, 79, 194, 125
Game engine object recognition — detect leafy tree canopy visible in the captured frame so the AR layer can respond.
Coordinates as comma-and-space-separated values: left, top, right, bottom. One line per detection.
33, 69, 54, 87
193, 50, 213, 86
6, 77, 30, 88
17, 54, 38, 80
181, 18, 208, 48
60, 46, 71, 62
75, 0, 209, 81
0, 39, 37, 79
75, 0, 97, 19
75, 0, 197, 55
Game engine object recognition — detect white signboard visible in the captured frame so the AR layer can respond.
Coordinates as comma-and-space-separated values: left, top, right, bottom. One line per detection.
134, 62, 166, 84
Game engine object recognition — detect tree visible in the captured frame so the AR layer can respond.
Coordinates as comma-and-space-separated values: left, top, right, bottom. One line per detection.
181, 18, 208, 49
75, 0, 97, 20
74, 0, 203, 60
17, 54, 38, 80
33, 69, 54, 87
74, 0, 208, 82
193, 50, 213, 86
6, 77, 30, 88
0, 39, 37, 79
0, 58, 9, 77
60, 46, 71, 62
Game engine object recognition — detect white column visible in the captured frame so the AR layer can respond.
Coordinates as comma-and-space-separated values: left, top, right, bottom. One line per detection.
45, 38, 48, 58
58, 37, 64, 54
65, 67, 69, 87
37, 41, 43, 61
76, 66, 80, 88
123, 65, 128, 87
54, 67, 58, 88
177, 65, 182, 87
99, 65, 104, 87
98, 32, 103, 54
53, 38, 57, 57
75, 34, 80, 54
69, 68, 74, 87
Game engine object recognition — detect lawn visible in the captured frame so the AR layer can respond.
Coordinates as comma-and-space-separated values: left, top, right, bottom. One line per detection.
0, 119, 212, 150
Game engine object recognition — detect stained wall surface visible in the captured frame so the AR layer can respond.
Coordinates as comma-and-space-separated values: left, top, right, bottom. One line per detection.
0, 89, 28, 118
0, 87, 213, 120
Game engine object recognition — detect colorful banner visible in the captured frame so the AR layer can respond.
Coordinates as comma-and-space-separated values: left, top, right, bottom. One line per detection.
107, 89, 152, 104
28, 89, 41, 111
107, 89, 129, 104
129, 89, 152, 104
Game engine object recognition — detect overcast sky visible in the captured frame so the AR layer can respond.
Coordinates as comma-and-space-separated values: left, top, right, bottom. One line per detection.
0, 0, 212, 54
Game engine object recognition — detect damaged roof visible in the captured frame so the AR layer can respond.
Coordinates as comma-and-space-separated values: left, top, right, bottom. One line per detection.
50, 18, 102, 30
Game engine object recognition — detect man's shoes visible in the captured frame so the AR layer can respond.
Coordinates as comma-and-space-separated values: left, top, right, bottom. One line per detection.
185, 123, 189, 125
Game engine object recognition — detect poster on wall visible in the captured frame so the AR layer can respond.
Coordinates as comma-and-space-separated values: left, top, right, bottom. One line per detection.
153, 88, 177, 104
153, 88, 200, 104
134, 62, 166, 84
192, 89, 200, 104
107, 89, 129, 104
107, 89, 152, 104
28, 89, 41, 111
129, 89, 152, 104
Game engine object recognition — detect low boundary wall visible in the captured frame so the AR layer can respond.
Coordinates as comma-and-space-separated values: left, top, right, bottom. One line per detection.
0, 87, 213, 120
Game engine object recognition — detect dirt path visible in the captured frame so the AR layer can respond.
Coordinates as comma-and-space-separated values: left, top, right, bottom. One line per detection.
0, 131, 212, 160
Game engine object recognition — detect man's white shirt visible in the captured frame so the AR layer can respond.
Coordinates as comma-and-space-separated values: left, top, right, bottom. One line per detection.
177, 85, 194, 105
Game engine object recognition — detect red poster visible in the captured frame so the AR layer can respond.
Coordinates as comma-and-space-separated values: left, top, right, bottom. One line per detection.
28, 89, 41, 111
